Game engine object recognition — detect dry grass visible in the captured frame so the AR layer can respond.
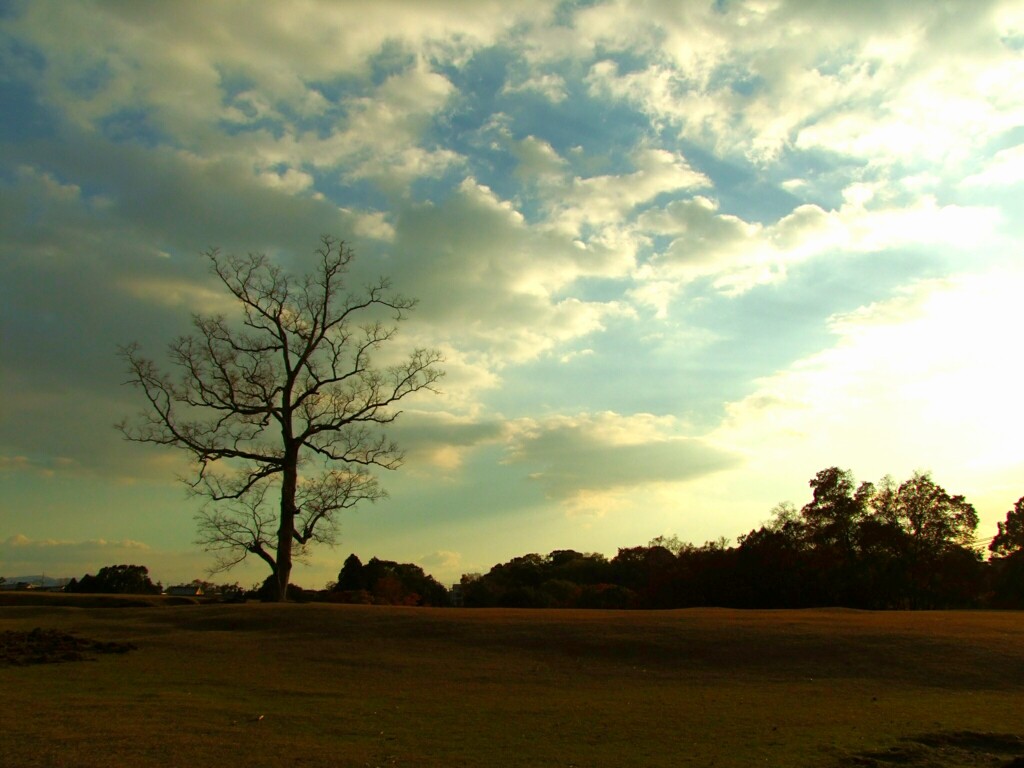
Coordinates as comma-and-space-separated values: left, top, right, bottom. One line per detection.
1, 597, 1022, 767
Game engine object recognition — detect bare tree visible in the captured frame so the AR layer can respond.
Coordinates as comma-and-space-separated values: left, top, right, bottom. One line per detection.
118, 236, 443, 600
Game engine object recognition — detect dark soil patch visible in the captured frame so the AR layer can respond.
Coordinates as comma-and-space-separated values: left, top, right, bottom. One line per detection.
0, 628, 137, 666
0, 592, 197, 607
843, 731, 1024, 767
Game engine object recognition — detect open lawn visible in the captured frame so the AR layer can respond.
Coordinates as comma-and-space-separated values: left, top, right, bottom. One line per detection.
1, 595, 1022, 767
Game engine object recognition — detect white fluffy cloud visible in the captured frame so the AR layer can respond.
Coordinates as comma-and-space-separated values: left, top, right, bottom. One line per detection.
554, 149, 710, 235
578, 0, 1023, 168
386, 178, 636, 373
634, 190, 1000, 300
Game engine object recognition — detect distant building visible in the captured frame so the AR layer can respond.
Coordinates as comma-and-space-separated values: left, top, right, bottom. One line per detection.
0, 577, 70, 592
450, 583, 464, 607
165, 584, 204, 597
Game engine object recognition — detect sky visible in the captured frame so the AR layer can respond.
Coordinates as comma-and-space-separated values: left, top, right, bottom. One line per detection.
2, 0, 1023, 590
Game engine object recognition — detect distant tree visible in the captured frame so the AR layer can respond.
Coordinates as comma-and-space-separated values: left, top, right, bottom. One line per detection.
370, 561, 446, 606
66, 564, 161, 595
487, 554, 549, 592
538, 578, 582, 608
647, 534, 687, 555
989, 496, 1024, 607
118, 237, 443, 601
611, 544, 677, 607
990, 496, 1024, 557
546, 550, 611, 586
459, 551, 611, 608
764, 501, 802, 533
736, 521, 816, 608
733, 469, 981, 609
331, 555, 448, 606
881, 472, 981, 608
853, 514, 911, 609
800, 468, 878, 604
458, 572, 497, 607
547, 549, 585, 568
801, 467, 868, 554
673, 538, 739, 607
336, 553, 366, 591
890, 471, 978, 551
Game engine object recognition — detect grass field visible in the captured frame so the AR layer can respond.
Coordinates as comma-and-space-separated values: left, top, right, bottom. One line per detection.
1, 595, 1022, 767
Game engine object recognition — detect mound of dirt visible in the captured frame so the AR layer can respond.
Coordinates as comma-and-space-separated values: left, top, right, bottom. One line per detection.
843, 731, 1024, 767
0, 628, 137, 666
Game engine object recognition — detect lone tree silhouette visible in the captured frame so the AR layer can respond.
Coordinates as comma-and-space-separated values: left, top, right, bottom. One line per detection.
118, 237, 443, 601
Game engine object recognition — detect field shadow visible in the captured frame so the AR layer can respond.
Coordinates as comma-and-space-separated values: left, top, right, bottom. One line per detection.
71, 603, 1024, 692
427, 610, 1024, 691
0, 627, 137, 666
841, 731, 1024, 767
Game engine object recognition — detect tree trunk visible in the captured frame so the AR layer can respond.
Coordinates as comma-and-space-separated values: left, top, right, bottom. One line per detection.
273, 548, 291, 602
274, 459, 298, 602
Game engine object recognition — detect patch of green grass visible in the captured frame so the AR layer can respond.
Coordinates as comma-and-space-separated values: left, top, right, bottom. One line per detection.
1, 601, 1022, 767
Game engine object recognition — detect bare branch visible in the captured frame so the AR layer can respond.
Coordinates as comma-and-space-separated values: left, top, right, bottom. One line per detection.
195, 483, 278, 574
118, 237, 443, 600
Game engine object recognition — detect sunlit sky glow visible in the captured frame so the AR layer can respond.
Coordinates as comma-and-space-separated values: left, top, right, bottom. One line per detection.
2, 0, 1023, 588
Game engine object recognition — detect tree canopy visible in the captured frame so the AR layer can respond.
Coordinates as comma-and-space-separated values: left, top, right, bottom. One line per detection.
990, 496, 1024, 557
457, 467, 1002, 610
330, 554, 449, 606
65, 564, 161, 595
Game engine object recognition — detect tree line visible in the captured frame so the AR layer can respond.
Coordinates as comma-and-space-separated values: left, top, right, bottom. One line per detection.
459, 468, 1024, 610
65, 564, 162, 595
60, 558, 450, 606
60, 467, 1024, 609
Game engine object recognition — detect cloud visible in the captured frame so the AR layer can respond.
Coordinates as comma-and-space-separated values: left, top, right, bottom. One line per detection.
4, 535, 150, 552
635, 190, 1000, 298
0, 534, 155, 581
711, 266, 1024, 494
577, 0, 1022, 168
116, 276, 238, 314
637, 195, 759, 268
553, 148, 710, 235
317, 59, 463, 190
963, 143, 1024, 188
413, 550, 464, 586
510, 135, 570, 185
503, 412, 738, 509
385, 178, 635, 371
7, 1, 553, 131
0, 533, 226, 586
11, 0, 1019, 194
391, 412, 508, 475
502, 73, 568, 103
0, 455, 84, 479
5, 3, 480, 217
392, 409, 740, 522
560, 348, 595, 364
